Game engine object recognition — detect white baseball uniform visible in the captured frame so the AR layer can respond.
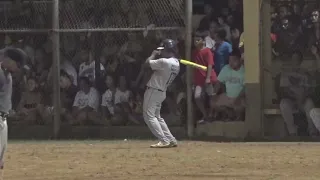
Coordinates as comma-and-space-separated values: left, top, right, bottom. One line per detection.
143, 57, 180, 144
0, 65, 11, 168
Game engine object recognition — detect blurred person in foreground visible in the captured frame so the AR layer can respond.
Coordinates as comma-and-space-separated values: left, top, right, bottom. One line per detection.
0, 48, 26, 169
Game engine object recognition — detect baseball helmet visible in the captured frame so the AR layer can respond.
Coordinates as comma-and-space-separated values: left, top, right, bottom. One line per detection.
157, 39, 177, 52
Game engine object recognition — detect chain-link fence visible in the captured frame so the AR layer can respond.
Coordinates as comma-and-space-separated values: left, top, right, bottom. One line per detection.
0, 0, 191, 138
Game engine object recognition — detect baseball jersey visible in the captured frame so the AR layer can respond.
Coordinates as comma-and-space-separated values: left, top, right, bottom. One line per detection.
147, 57, 180, 92
0, 66, 12, 114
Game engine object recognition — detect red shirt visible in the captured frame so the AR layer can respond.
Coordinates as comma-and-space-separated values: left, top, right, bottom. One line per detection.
192, 48, 217, 86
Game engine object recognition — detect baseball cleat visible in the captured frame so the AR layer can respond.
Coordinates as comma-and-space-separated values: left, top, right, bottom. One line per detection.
170, 141, 178, 147
150, 141, 171, 148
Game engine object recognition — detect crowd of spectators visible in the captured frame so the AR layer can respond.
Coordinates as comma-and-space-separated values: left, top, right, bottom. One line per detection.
4, 0, 320, 137
2, 0, 186, 126
193, 0, 245, 123
269, 1, 320, 136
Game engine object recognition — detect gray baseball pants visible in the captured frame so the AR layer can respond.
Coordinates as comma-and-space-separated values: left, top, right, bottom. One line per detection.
143, 87, 176, 144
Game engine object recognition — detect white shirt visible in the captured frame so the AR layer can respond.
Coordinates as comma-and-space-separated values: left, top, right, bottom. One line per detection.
147, 57, 180, 92
101, 89, 115, 115
78, 61, 105, 81
61, 60, 77, 86
101, 88, 131, 115
205, 36, 216, 50
114, 88, 131, 104
73, 87, 99, 110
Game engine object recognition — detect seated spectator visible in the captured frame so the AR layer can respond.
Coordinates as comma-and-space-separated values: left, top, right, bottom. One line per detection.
214, 28, 232, 74
192, 34, 217, 123
212, 48, 245, 121
12, 77, 45, 124
71, 77, 105, 125
101, 75, 138, 125
279, 51, 317, 136
61, 56, 78, 86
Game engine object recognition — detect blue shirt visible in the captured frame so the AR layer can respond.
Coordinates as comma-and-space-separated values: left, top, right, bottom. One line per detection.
214, 41, 232, 74
217, 65, 245, 98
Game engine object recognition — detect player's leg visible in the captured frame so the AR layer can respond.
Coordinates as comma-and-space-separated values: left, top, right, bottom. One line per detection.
155, 99, 178, 147
310, 108, 320, 132
143, 89, 170, 147
0, 117, 8, 169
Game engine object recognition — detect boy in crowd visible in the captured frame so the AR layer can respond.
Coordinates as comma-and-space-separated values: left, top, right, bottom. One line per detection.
214, 28, 232, 74
192, 34, 217, 123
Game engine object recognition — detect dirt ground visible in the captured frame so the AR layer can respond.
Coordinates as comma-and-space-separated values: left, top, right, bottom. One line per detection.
2, 141, 320, 180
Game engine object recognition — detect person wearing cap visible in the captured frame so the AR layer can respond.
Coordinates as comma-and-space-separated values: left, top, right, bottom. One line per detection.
142, 39, 179, 148
0, 47, 26, 169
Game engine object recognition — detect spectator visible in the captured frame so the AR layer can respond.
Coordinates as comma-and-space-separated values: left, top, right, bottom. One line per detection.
61, 57, 78, 86
101, 75, 134, 125
212, 48, 245, 121
217, 16, 231, 41
12, 77, 44, 124
59, 70, 78, 123
78, 50, 105, 83
205, 20, 218, 51
214, 28, 232, 74
279, 51, 317, 136
192, 34, 217, 123
198, 4, 215, 32
71, 77, 103, 125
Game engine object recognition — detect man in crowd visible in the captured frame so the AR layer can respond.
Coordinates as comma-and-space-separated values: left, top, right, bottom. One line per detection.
279, 51, 317, 136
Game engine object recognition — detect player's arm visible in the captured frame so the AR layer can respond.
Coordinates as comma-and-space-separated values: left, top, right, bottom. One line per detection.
144, 50, 163, 70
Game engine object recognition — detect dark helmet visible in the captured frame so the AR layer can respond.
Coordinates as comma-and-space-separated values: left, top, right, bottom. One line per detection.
157, 39, 177, 53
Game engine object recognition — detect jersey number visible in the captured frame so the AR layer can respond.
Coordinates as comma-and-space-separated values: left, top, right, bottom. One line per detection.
166, 72, 177, 86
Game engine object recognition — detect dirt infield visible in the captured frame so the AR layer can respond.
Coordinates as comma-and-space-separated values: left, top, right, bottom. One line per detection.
3, 141, 320, 180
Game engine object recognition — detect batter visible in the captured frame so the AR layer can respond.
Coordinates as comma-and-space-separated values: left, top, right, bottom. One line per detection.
0, 48, 25, 169
143, 39, 179, 148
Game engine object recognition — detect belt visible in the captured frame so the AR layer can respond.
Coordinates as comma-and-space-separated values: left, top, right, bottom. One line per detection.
146, 86, 164, 92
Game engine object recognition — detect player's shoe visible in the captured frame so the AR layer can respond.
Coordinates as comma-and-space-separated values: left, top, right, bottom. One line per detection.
169, 141, 178, 147
150, 141, 171, 148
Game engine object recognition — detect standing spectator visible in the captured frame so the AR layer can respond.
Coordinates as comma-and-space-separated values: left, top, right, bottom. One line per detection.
192, 35, 217, 123
217, 16, 231, 42
214, 28, 232, 74
78, 50, 105, 83
279, 51, 317, 136
212, 48, 245, 121
205, 20, 218, 51
197, 4, 215, 32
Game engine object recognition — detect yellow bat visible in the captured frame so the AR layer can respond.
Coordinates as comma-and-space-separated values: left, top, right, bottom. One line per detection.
180, 59, 207, 71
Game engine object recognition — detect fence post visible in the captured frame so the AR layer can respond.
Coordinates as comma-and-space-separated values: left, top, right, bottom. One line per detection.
52, 0, 61, 139
185, 0, 194, 137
